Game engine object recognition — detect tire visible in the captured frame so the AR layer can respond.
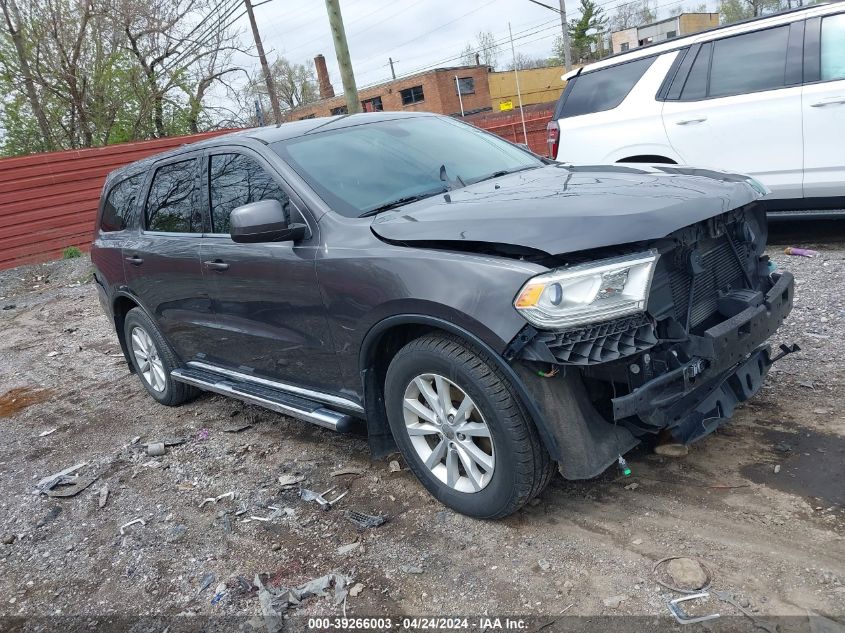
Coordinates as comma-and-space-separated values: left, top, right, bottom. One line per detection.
123, 307, 198, 406
384, 333, 554, 519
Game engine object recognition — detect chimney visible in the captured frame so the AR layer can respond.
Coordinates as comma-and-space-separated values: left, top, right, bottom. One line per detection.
314, 54, 335, 99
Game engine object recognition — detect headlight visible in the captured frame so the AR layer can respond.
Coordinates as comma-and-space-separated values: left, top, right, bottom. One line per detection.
514, 250, 659, 329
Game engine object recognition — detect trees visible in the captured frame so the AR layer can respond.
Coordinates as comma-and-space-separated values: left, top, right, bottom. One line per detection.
251, 57, 319, 115
558, 0, 608, 63
0, 0, 245, 155
459, 30, 499, 69
719, 0, 782, 23
610, 0, 656, 32
507, 52, 552, 71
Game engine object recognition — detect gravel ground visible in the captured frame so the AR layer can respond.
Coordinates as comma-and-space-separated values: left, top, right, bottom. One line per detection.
0, 225, 843, 630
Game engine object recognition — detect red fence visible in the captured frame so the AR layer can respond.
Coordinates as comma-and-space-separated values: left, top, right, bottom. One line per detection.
0, 130, 231, 271
0, 114, 555, 272
472, 108, 553, 157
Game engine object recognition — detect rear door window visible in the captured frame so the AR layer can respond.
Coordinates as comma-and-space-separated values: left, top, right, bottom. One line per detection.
101, 173, 143, 232
680, 43, 711, 100
821, 13, 845, 81
708, 26, 789, 98
208, 153, 290, 234
557, 57, 655, 118
145, 159, 202, 233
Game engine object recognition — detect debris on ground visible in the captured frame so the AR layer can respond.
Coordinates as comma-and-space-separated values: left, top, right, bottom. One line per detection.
35, 462, 86, 494
98, 484, 109, 508
337, 542, 360, 556
784, 246, 819, 258
277, 474, 304, 488
400, 564, 423, 574
146, 442, 166, 457
346, 510, 388, 530
299, 486, 348, 510
654, 556, 712, 593
46, 474, 97, 498
388, 460, 401, 472
624, 482, 640, 490
199, 491, 236, 508
255, 572, 348, 632
668, 592, 720, 625
603, 595, 627, 609
538, 558, 551, 571
2, 534, 15, 545
196, 428, 210, 441
712, 591, 777, 633
223, 422, 253, 433
119, 518, 145, 535
330, 467, 365, 477
349, 583, 364, 597
38, 428, 57, 437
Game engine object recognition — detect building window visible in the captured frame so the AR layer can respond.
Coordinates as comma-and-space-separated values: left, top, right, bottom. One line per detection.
361, 96, 383, 112
330, 105, 348, 115
400, 85, 425, 105
666, 30, 677, 39
620, 42, 629, 52
456, 77, 475, 95
639, 36, 653, 46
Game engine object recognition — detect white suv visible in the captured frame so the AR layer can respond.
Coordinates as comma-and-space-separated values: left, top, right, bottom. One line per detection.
547, 3, 845, 215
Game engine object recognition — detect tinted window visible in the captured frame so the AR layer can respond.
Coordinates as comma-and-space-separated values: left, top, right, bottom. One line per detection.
272, 116, 543, 218
209, 154, 290, 233
145, 160, 202, 233
708, 26, 789, 98
456, 77, 475, 95
559, 57, 655, 118
821, 13, 845, 81
680, 43, 711, 100
101, 174, 143, 232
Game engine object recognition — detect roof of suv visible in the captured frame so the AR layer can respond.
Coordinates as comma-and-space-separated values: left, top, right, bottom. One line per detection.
571, 2, 840, 77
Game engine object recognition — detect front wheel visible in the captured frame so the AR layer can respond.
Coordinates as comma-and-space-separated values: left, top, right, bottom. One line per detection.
384, 334, 554, 518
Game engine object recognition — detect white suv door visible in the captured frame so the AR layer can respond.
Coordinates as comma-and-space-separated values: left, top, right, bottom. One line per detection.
661, 24, 804, 200
802, 12, 845, 199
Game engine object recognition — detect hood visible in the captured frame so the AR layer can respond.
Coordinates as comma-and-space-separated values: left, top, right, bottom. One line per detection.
370, 164, 763, 256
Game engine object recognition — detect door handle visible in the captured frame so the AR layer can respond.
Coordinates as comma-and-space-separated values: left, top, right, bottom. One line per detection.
810, 97, 845, 107
125, 255, 143, 266
203, 260, 230, 271
675, 116, 707, 125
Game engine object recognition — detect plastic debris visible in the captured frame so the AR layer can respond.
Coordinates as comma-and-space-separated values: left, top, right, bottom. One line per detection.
278, 474, 305, 488
38, 428, 57, 437
197, 572, 215, 596
299, 486, 348, 510
346, 510, 387, 530
330, 467, 365, 477
199, 492, 236, 508
119, 518, 145, 535
147, 442, 166, 457
255, 572, 348, 633
35, 462, 86, 493
784, 247, 819, 258
668, 593, 720, 625
46, 474, 97, 498
196, 428, 210, 441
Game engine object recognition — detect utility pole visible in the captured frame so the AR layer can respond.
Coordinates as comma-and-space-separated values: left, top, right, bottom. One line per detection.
558, 0, 572, 72
325, 0, 362, 113
388, 57, 396, 79
509, 23, 528, 146
244, 0, 282, 123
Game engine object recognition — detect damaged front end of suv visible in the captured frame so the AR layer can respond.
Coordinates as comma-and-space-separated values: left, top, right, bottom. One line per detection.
507, 201, 796, 479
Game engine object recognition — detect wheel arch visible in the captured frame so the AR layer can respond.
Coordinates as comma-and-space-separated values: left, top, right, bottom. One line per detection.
617, 154, 678, 164
358, 314, 561, 461
111, 291, 152, 372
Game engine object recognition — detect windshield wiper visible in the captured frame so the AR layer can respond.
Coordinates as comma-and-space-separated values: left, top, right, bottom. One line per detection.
358, 187, 449, 218
474, 165, 540, 184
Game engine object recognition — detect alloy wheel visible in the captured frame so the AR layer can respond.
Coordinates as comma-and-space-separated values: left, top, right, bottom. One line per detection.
130, 326, 166, 393
402, 373, 495, 493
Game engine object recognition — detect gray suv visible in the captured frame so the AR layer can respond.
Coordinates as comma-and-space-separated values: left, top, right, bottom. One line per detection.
91, 112, 794, 518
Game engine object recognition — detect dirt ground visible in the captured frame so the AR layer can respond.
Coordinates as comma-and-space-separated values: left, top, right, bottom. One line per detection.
0, 222, 843, 631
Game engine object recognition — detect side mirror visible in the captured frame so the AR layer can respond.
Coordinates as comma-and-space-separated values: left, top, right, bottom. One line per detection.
229, 199, 307, 243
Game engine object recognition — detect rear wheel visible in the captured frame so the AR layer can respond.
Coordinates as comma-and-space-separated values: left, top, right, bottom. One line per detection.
124, 307, 198, 406
384, 334, 553, 518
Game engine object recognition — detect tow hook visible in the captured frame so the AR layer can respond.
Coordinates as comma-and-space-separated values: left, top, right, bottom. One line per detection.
768, 343, 800, 364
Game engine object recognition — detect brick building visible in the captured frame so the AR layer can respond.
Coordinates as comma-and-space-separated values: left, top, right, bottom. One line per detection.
289, 56, 492, 120
610, 13, 720, 54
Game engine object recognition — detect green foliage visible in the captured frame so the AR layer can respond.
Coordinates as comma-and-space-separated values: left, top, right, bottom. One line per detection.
560, 0, 609, 63
62, 246, 82, 259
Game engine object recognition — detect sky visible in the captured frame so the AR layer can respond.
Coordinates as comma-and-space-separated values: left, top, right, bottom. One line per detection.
227, 0, 715, 98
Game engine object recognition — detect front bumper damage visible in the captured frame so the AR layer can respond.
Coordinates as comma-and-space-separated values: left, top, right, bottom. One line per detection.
512, 271, 795, 480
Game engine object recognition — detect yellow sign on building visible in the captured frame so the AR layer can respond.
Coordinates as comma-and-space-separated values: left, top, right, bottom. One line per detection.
499, 100, 514, 111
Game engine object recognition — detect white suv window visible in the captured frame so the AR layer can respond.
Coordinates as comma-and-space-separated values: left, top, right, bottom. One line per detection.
556, 57, 655, 119
708, 26, 789, 98
821, 13, 845, 81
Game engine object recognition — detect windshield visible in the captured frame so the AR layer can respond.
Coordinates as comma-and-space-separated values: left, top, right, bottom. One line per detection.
271, 116, 543, 217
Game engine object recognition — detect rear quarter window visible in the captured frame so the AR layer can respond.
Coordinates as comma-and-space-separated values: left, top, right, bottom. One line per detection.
556, 56, 656, 119
100, 173, 144, 232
